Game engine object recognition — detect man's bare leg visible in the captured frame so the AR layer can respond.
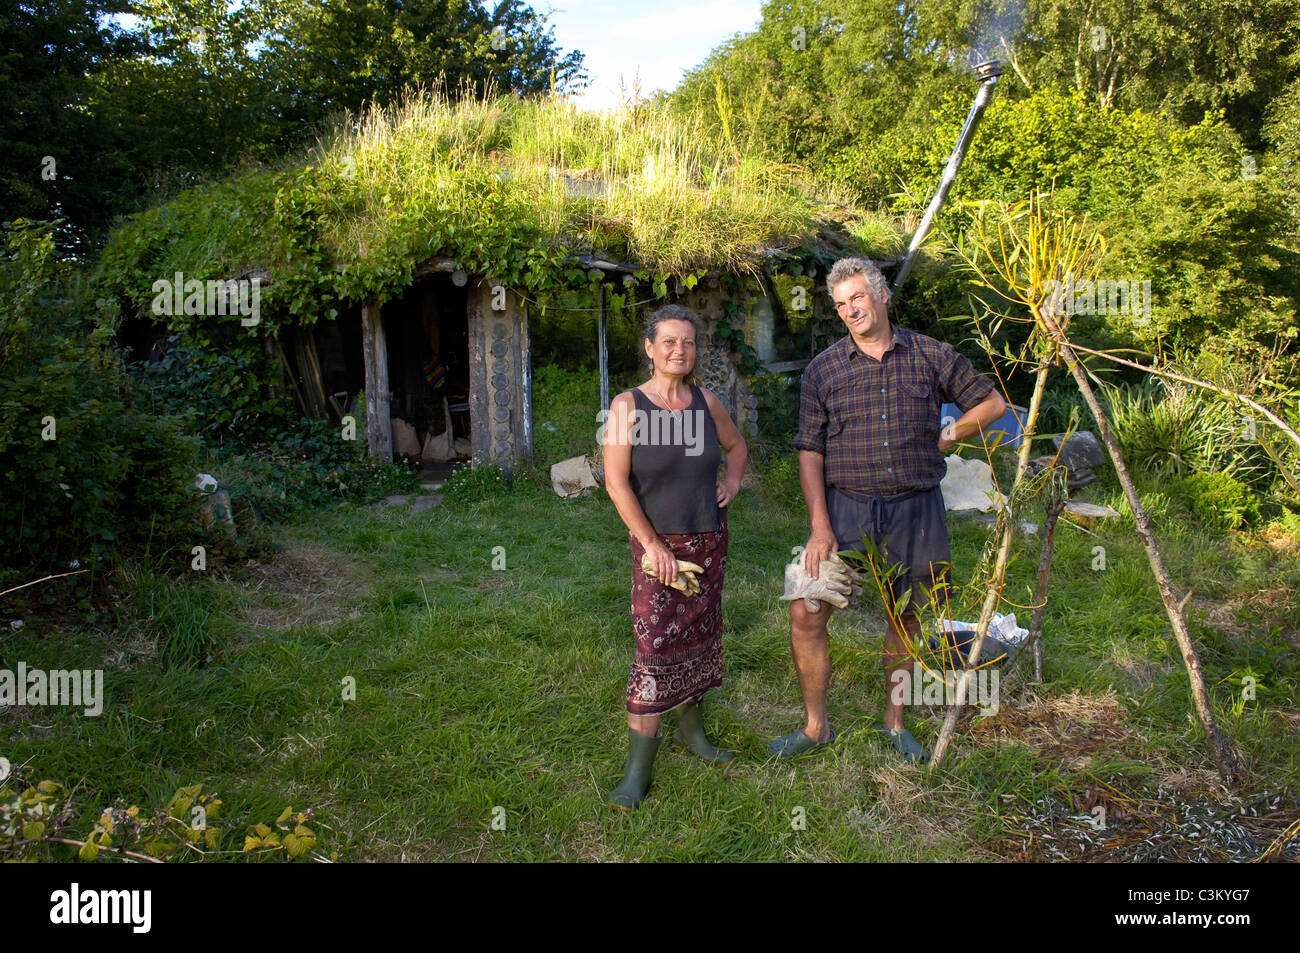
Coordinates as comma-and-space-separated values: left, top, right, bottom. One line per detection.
789, 599, 834, 743
883, 614, 922, 731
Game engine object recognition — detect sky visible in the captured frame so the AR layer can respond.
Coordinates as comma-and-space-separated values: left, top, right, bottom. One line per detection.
535, 0, 766, 110
106, 1, 767, 112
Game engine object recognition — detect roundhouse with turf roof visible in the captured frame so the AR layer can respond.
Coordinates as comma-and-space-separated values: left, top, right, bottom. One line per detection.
95, 90, 904, 475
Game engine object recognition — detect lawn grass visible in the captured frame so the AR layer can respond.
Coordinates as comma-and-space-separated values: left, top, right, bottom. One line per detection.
3, 437, 1298, 861
5, 352, 1300, 863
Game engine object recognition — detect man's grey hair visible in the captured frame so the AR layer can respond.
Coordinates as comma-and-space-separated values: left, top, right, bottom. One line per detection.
826, 257, 890, 301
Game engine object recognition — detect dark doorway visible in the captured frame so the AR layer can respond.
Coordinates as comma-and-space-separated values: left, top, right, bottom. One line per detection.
383, 277, 470, 461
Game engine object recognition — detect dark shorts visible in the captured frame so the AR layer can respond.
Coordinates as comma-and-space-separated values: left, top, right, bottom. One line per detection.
827, 484, 952, 616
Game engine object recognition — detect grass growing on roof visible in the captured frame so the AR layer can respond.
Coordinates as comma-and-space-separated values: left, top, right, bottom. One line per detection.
95, 88, 897, 320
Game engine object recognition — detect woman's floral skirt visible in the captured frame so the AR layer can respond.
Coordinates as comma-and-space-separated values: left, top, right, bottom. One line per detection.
625, 518, 727, 715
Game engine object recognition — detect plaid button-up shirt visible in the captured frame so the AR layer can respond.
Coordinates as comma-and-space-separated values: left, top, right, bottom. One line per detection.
794, 325, 998, 495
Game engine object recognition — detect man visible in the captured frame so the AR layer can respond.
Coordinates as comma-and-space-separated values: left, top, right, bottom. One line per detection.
769, 256, 1007, 763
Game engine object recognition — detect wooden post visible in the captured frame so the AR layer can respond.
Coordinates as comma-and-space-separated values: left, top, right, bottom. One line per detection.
598, 284, 610, 411
467, 283, 489, 465
521, 292, 533, 459
293, 326, 328, 420
1023, 466, 1068, 682
272, 337, 309, 417
467, 278, 531, 473
1046, 322, 1238, 782
361, 299, 392, 461
931, 350, 1054, 767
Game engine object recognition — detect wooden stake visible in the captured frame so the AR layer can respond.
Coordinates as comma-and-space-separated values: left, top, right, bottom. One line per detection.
1044, 319, 1238, 782
931, 350, 1052, 766
1023, 467, 1068, 682
273, 337, 309, 417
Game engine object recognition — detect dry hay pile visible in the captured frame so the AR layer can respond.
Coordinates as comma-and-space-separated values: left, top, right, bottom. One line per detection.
969, 689, 1140, 769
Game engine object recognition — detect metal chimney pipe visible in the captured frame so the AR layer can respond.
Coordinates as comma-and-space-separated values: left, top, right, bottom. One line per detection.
891, 59, 1003, 300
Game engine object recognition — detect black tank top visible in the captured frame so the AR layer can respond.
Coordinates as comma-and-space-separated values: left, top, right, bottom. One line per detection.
628, 385, 722, 534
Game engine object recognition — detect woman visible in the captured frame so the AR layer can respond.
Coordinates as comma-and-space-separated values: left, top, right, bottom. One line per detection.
602, 303, 747, 811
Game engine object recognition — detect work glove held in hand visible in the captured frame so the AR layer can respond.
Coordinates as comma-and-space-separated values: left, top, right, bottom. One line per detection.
779, 553, 861, 611
640, 554, 705, 596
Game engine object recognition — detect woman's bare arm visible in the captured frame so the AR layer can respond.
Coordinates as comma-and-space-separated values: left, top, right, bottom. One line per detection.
702, 388, 747, 507
603, 391, 678, 583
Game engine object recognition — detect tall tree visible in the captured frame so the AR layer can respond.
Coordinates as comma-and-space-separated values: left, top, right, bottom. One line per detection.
670, 0, 981, 204
1019, 0, 1300, 151
260, 0, 587, 137
5, 0, 586, 252
1265, 76, 1300, 203
0, 0, 142, 251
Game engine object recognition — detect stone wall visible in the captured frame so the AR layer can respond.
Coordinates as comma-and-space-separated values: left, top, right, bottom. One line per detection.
677, 286, 759, 437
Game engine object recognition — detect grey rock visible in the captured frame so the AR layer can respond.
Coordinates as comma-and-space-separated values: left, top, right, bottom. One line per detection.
1052, 431, 1106, 470
962, 513, 1038, 536
1068, 466, 1097, 489
1064, 501, 1121, 523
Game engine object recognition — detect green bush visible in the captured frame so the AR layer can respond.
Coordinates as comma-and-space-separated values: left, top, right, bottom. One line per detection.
917, 88, 1237, 221
762, 451, 802, 506
1271, 505, 1300, 536
129, 338, 415, 517
1105, 379, 1247, 479
1174, 471, 1261, 531
1107, 481, 1186, 526
0, 220, 201, 581
201, 419, 417, 520
129, 334, 287, 445
1104, 172, 1299, 356
922, 88, 1299, 358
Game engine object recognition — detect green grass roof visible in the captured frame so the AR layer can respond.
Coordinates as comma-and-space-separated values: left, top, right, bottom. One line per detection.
95, 90, 903, 320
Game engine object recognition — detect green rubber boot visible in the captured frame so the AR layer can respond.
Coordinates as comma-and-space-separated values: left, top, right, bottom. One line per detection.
674, 702, 735, 765
607, 728, 662, 811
